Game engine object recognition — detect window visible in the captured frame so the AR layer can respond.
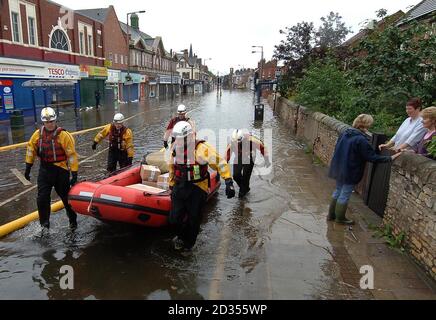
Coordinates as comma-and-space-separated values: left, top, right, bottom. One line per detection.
87, 34, 93, 56
79, 32, 84, 54
11, 12, 20, 42
109, 52, 113, 62
120, 55, 123, 65
114, 53, 118, 64
97, 33, 101, 47
28, 16, 36, 45
50, 29, 69, 51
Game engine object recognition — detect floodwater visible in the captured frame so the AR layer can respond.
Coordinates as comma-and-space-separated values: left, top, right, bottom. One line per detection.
0, 90, 434, 300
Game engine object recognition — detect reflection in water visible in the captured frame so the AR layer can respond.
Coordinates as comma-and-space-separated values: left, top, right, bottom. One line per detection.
11, 127, 25, 145
29, 224, 205, 299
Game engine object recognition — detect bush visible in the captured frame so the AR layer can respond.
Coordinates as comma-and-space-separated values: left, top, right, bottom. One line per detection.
295, 60, 350, 116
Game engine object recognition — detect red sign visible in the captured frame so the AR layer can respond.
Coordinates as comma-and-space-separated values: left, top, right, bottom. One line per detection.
48, 67, 65, 76
0, 80, 13, 86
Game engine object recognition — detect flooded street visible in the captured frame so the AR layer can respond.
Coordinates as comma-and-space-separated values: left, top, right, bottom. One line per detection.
0, 90, 435, 300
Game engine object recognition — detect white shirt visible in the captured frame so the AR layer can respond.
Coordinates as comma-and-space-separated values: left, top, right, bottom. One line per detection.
391, 116, 426, 149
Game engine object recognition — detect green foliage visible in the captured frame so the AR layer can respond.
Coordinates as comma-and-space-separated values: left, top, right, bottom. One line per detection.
295, 59, 352, 117
427, 136, 436, 158
349, 21, 436, 115
274, 12, 350, 96
374, 223, 406, 252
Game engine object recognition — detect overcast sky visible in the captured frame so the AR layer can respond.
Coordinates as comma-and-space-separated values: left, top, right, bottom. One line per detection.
61, 0, 417, 74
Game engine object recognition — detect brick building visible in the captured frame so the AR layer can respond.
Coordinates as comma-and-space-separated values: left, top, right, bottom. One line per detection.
0, 0, 107, 119
77, 6, 129, 102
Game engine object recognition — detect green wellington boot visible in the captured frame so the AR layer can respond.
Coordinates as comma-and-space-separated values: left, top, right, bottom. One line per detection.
327, 198, 337, 221
334, 202, 355, 225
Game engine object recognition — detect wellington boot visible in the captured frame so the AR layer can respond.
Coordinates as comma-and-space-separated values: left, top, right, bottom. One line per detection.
334, 202, 355, 225
327, 198, 337, 221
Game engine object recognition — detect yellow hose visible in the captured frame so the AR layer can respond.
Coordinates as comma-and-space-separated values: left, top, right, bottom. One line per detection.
0, 126, 107, 152
0, 201, 64, 238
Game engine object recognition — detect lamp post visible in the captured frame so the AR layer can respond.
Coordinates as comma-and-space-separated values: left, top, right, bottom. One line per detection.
126, 10, 146, 103
252, 45, 263, 103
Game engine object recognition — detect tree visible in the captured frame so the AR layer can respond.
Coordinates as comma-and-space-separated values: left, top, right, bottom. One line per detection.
349, 20, 436, 120
273, 13, 351, 96
316, 12, 352, 48
273, 22, 315, 96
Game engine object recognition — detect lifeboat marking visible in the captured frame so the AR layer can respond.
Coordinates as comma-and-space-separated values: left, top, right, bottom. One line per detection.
100, 194, 122, 202
79, 191, 94, 198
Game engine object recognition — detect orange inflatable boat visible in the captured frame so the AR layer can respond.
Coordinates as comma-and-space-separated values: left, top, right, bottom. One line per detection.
68, 164, 221, 227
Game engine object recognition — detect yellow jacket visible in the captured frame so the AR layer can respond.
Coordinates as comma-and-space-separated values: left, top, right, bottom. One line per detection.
169, 141, 232, 193
94, 123, 134, 158
26, 128, 79, 172
225, 135, 268, 162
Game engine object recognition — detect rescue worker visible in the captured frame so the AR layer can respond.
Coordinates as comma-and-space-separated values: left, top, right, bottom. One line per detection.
92, 113, 134, 173
225, 129, 271, 198
169, 121, 235, 252
24, 107, 78, 230
163, 104, 196, 148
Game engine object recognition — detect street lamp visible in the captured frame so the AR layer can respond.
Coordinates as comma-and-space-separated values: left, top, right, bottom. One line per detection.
251, 45, 263, 80
126, 10, 146, 103
252, 45, 263, 103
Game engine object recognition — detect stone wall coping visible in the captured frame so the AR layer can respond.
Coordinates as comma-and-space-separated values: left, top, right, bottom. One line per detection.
392, 153, 436, 187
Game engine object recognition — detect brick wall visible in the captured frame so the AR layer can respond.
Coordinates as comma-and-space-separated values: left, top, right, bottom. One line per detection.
269, 95, 436, 281
103, 6, 128, 71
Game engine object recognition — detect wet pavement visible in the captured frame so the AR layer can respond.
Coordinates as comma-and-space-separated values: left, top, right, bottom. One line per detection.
0, 90, 435, 299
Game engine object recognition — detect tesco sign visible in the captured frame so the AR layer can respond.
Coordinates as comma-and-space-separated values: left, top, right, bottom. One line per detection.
48, 67, 65, 76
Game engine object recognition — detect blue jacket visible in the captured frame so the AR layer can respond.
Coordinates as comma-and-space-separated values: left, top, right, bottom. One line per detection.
328, 128, 392, 185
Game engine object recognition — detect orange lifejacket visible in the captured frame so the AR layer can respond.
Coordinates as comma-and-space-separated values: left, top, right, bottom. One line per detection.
37, 126, 67, 163
109, 124, 127, 150
173, 140, 209, 184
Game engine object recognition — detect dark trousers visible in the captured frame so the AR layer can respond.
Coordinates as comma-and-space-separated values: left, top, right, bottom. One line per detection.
107, 149, 128, 173
169, 183, 207, 249
37, 164, 77, 228
233, 162, 254, 194
95, 98, 100, 108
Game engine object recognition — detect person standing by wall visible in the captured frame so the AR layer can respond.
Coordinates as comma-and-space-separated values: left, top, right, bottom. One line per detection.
328, 114, 401, 225
379, 97, 427, 153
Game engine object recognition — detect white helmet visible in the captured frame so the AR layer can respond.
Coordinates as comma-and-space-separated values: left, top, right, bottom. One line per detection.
113, 113, 125, 123
41, 107, 57, 122
172, 121, 193, 138
177, 104, 187, 114
232, 129, 249, 142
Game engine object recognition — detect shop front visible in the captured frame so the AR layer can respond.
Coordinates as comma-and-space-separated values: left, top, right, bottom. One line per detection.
79, 65, 108, 107
120, 72, 142, 102
0, 57, 80, 120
